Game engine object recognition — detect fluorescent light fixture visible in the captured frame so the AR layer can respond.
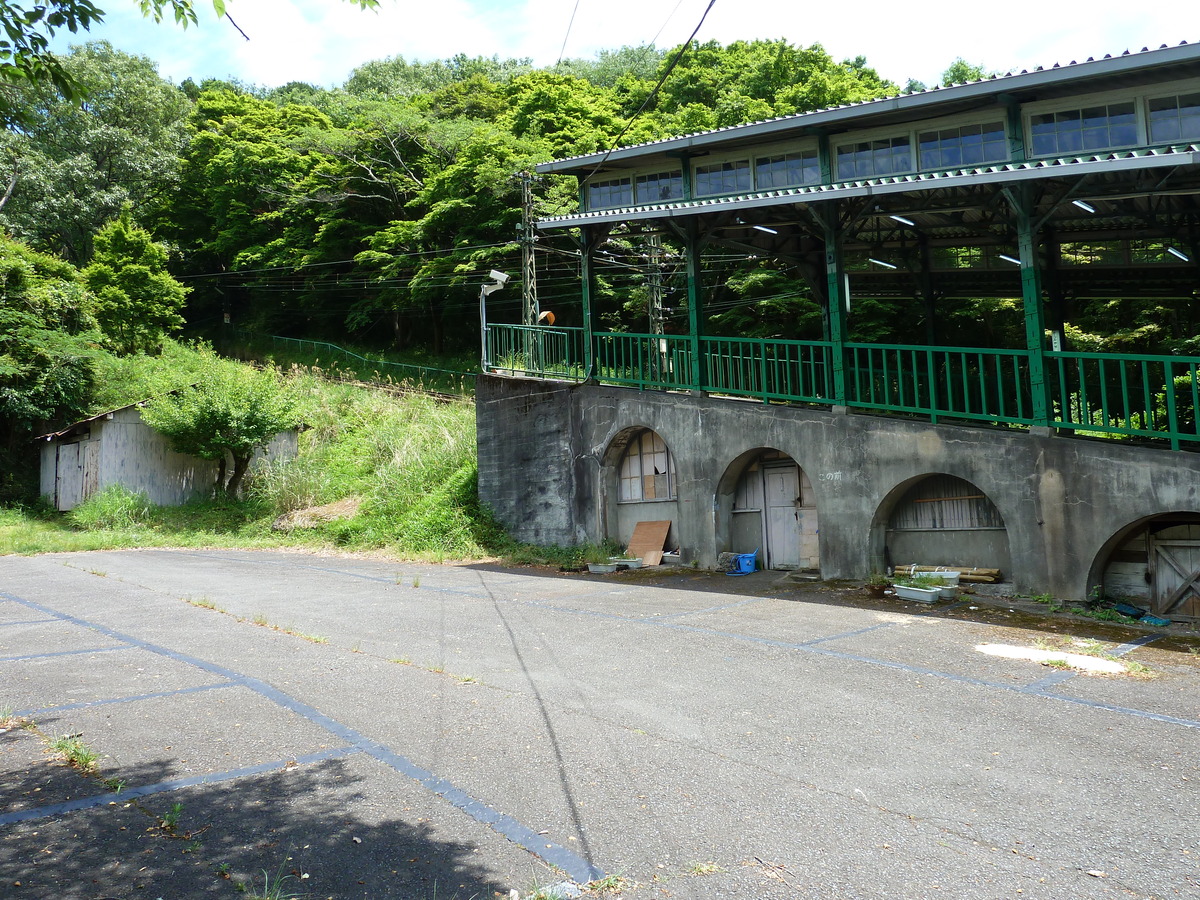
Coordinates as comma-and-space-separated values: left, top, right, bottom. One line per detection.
998, 254, 1022, 265
1167, 246, 1190, 261
752, 224, 778, 234
868, 258, 897, 269
1072, 199, 1096, 213
889, 215, 916, 226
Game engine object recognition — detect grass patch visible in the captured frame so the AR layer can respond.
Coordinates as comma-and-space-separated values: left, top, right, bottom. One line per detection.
47, 734, 100, 774
1, 342, 616, 571
586, 873, 631, 894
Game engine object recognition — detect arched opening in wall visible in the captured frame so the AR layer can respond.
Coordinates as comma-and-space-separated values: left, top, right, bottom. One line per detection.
883, 474, 1010, 576
723, 449, 817, 571
604, 427, 680, 557
1096, 513, 1200, 621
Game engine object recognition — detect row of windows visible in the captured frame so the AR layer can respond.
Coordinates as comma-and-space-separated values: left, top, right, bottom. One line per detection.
585, 91, 1200, 209
586, 150, 821, 210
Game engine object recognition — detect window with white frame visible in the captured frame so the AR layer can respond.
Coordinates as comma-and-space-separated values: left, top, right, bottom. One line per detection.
636, 170, 683, 203
1148, 92, 1200, 143
617, 430, 676, 502
587, 177, 633, 209
836, 136, 912, 180
1029, 102, 1137, 156
918, 121, 1007, 169
694, 160, 751, 196
755, 150, 820, 188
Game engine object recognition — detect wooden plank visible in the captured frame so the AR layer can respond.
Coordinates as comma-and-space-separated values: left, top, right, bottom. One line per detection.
628, 520, 671, 566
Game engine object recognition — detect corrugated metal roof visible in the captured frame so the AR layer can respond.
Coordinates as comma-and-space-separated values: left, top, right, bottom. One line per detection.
535, 40, 1200, 176
536, 144, 1200, 229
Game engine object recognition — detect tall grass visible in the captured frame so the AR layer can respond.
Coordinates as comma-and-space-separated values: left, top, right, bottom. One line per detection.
4, 345, 509, 560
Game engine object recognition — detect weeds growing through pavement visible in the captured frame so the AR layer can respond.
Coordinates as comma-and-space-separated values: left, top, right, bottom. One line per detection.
48, 734, 100, 774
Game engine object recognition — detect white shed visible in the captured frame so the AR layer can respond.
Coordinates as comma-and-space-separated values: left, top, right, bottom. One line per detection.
38, 403, 298, 510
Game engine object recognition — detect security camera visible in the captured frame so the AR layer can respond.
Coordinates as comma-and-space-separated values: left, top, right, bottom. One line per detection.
489, 270, 509, 285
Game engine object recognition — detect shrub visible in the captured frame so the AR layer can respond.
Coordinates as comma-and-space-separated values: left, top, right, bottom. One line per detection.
68, 485, 152, 530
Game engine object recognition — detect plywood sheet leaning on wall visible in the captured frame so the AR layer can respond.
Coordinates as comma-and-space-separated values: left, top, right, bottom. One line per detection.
628, 520, 671, 566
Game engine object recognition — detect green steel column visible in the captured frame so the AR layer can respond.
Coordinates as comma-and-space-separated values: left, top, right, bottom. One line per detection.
580, 226, 597, 378
820, 201, 848, 405
1003, 95, 1026, 163
684, 220, 705, 391
817, 132, 833, 184
1009, 188, 1050, 424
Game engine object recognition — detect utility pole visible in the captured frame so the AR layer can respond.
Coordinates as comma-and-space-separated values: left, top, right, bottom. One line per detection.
519, 171, 540, 327
646, 231, 664, 335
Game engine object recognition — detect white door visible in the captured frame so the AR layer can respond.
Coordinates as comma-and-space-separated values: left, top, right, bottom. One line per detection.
763, 465, 801, 569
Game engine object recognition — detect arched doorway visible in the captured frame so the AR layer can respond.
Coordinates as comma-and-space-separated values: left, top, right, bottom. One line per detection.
1097, 513, 1200, 620
882, 474, 1010, 575
602, 426, 681, 556
726, 449, 817, 571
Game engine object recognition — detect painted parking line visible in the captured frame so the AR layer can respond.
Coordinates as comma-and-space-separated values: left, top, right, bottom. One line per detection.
0, 745, 361, 828
486, 594, 1200, 730
40, 558, 1198, 732
0, 618, 62, 627
17, 681, 239, 718
0, 646, 129, 663
0, 590, 606, 884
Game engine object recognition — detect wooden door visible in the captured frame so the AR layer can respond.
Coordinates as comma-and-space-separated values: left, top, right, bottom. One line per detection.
763, 465, 801, 569
1150, 525, 1200, 618
55, 442, 83, 510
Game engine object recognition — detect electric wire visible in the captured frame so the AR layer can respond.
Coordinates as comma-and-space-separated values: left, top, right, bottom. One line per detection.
556, 0, 583, 66
584, 0, 718, 181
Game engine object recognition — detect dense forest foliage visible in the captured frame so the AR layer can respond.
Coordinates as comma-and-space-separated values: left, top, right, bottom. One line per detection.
0, 38, 1193, 504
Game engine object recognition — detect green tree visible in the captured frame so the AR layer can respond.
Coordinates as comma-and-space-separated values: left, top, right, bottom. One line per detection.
940, 58, 992, 86
0, 235, 98, 500
0, 0, 377, 123
83, 208, 188, 354
0, 42, 191, 264
166, 89, 339, 331
140, 352, 301, 497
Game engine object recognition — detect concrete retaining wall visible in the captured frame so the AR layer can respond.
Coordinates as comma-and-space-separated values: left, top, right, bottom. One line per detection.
476, 374, 1200, 600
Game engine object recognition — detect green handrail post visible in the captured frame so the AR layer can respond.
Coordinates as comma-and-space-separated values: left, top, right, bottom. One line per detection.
817, 201, 848, 408
580, 226, 598, 379
1005, 185, 1050, 427
684, 221, 705, 392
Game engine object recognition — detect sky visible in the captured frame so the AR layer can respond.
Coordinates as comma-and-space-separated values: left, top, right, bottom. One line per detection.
50, 0, 1197, 93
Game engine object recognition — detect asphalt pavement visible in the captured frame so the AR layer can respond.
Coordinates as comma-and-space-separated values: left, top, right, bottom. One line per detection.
2, 549, 1198, 899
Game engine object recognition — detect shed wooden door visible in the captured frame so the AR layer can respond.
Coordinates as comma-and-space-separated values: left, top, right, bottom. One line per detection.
55, 442, 83, 510
1150, 526, 1200, 618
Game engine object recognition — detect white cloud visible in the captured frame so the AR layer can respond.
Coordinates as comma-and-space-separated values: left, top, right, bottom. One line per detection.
50, 0, 1192, 90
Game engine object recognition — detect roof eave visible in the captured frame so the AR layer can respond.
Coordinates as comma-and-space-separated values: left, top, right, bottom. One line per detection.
534, 149, 1200, 229
535, 42, 1200, 177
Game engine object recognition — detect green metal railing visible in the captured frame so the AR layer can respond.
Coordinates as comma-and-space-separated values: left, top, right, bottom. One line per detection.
483, 322, 1200, 449
594, 332, 695, 391
485, 323, 586, 378
229, 329, 475, 395
703, 335, 834, 403
1049, 350, 1200, 450
844, 343, 1032, 425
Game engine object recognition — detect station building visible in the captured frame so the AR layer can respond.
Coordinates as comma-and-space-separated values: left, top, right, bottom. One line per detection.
478, 41, 1200, 619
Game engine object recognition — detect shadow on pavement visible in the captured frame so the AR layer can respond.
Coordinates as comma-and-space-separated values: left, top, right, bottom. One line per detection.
2, 724, 509, 900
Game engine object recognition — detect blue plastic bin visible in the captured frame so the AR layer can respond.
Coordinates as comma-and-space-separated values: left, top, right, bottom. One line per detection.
728, 549, 758, 576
